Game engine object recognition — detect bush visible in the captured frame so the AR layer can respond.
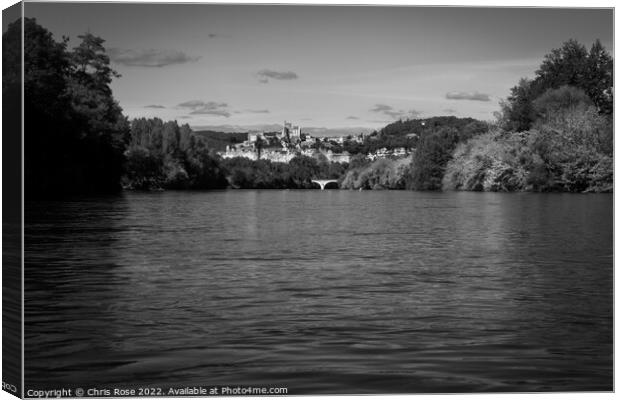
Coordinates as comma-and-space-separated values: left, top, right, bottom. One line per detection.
443, 120, 613, 193
122, 146, 164, 190
442, 131, 530, 192
341, 157, 411, 190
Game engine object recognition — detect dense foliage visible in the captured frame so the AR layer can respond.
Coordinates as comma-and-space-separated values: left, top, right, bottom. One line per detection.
443, 86, 612, 193
337, 134, 416, 155
123, 118, 228, 190
499, 39, 613, 132
340, 157, 412, 190
417, 39, 613, 193
379, 116, 488, 139
334, 117, 488, 155
193, 130, 248, 152
405, 119, 489, 190
407, 128, 459, 190
4, 18, 129, 197
221, 155, 347, 189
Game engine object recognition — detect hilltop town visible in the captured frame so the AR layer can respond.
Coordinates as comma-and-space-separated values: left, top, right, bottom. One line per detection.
218, 121, 415, 163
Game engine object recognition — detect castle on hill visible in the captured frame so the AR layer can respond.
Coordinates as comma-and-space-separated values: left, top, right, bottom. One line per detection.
281, 121, 301, 142
218, 120, 351, 164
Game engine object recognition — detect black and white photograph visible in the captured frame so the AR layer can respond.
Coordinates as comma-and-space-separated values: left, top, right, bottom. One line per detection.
1, 0, 615, 397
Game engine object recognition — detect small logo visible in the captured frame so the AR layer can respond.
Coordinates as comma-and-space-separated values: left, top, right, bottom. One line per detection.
2, 381, 17, 393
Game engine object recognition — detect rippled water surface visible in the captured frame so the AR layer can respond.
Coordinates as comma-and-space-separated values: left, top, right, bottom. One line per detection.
25, 191, 613, 393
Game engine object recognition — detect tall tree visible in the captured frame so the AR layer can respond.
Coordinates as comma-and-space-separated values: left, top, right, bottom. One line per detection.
3, 18, 129, 196
407, 127, 459, 190
7, 18, 73, 197
65, 31, 129, 193
584, 39, 613, 115
534, 39, 589, 91
499, 78, 537, 132
500, 39, 613, 131
71, 32, 119, 91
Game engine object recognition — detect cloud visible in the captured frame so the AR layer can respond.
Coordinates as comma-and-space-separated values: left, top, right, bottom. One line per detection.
346, 116, 360, 120
445, 91, 491, 102
371, 104, 393, 113
176, 102, 267, 118
145, 104, 166, 109
257, 69, 299, 83
108, 48, 200, 67
178, 100, 231, 117
178, 100, 228, 110
443, 108, 457, 114
178, 100, 206, 109
370, 104, 421, 120
190, 109, 231, 117
208, 33, 218, 38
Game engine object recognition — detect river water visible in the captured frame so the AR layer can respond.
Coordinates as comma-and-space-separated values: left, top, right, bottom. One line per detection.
24, 190, 613, 393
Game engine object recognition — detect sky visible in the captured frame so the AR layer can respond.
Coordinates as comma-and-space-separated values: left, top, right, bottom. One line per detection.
18, 2, 614, 133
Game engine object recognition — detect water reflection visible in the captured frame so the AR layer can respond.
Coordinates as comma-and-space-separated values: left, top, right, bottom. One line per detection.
25, 191, 612, 392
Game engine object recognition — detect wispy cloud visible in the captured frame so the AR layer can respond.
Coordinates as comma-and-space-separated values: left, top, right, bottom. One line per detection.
370, 104, 421, 120
109, 48, 200, 67
178, 100, 204, 109
178, 100, 227, 109
371, 104, 393, 113
346, 116, 360, 120
178, 100, 230, 117
245, 109, 270, 114
443, 108, 457, 114
257, 69, 299, 83
445, 91, 491, 102
190, 109, 231, 117
145, 104, 166, 109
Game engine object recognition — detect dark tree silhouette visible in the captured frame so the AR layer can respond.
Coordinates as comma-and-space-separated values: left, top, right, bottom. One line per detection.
4, 18, 129, 197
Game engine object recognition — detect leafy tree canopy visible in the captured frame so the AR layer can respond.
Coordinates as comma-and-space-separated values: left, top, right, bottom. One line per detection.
4, 17, 129, 196
500, 39, 613, 131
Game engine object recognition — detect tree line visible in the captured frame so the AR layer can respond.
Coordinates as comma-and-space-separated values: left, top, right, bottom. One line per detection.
441, 40, 613, 193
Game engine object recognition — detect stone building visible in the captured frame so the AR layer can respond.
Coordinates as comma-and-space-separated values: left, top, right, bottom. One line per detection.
281, 121, 301, 142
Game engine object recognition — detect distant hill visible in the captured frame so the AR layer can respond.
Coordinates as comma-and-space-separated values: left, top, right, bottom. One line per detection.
378, 116, 488, 138
333, 116, 490, 155
193, 130, 248, 152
